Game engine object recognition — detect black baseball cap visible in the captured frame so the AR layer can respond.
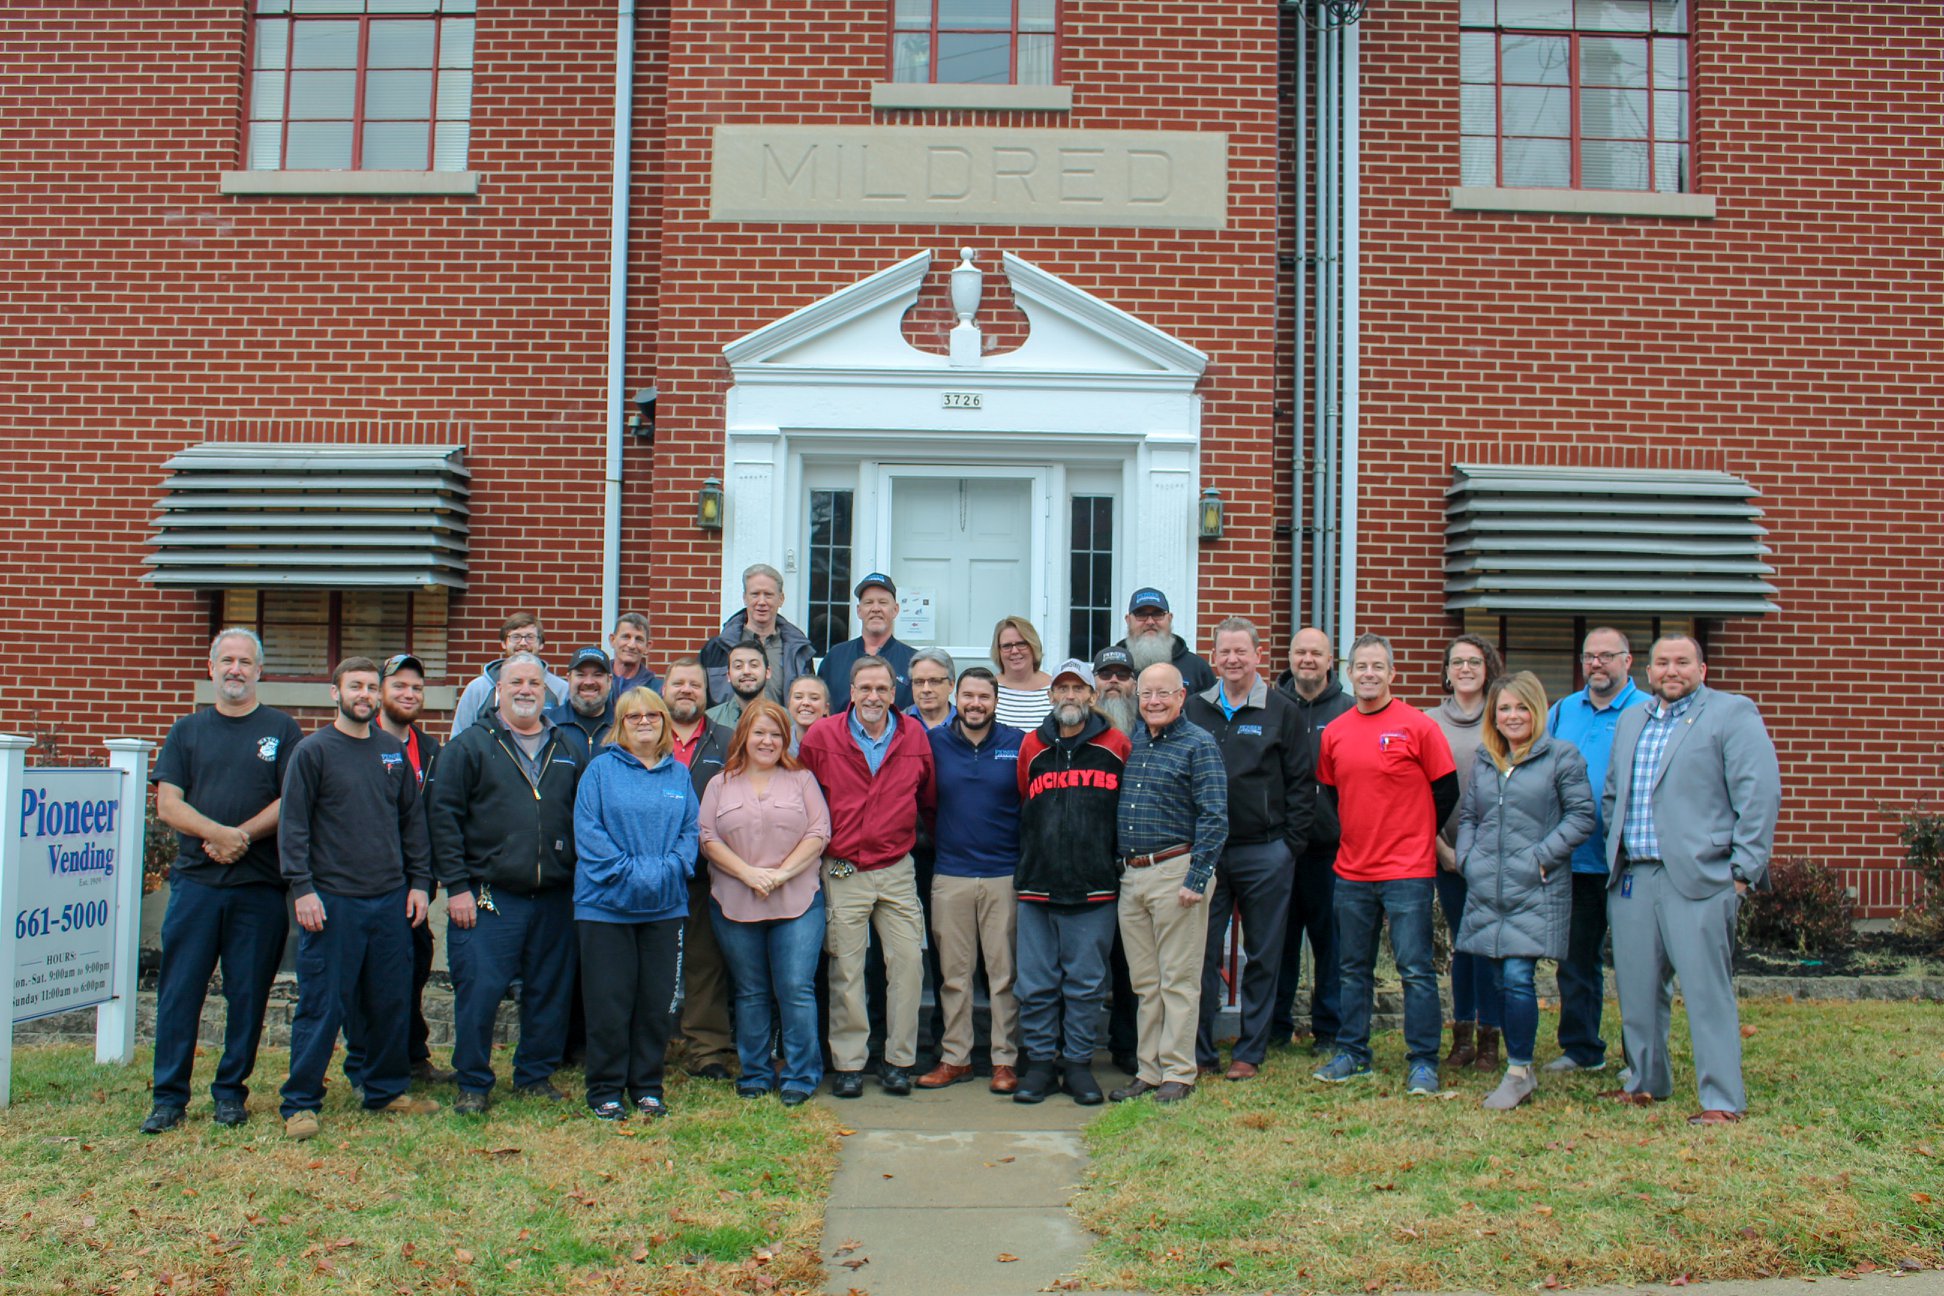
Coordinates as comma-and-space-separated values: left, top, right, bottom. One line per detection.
1127, 587, 1169, 613
1092, 646, 1135, 675
568, 647, 612, 673
381, 653, 425, 679
854, 572, 898, 598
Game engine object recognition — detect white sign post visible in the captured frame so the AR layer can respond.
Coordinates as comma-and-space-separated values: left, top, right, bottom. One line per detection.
0, 735, 155, 1108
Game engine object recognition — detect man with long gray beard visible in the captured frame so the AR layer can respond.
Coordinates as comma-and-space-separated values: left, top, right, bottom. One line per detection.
1110, 589, 1214, 693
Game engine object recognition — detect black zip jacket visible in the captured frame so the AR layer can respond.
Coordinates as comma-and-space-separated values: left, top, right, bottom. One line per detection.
425, 713, 589, 898
1014, 711, 1132, 906
1275, 668, 1356, 851
1185, 678, 1313, 860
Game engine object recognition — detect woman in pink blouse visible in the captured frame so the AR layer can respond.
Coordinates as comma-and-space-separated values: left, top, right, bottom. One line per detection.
697, 698, 832, 1104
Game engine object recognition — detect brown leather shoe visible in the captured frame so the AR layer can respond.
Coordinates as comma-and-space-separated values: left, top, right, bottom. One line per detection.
1688, 1109, 1745, 1125
1154, 1081, 1195, 1103
1225, 1060, 1259, 1081
987, 1065, 1018, 1094
1600, 1088, 1658, 1107
1108, 1078, 1157, 1102
916, 1062, 973, 1089
1196, 1063, 1220, 1078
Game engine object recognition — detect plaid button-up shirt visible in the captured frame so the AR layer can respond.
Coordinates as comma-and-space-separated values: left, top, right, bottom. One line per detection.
1117, 714, 1229, 892
1620, 691, 1696, 862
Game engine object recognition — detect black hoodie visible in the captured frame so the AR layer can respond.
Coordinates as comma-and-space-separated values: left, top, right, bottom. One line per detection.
425, 712, 589, 898
1275, 669, 1356, 851
1014, 710, 1132, 906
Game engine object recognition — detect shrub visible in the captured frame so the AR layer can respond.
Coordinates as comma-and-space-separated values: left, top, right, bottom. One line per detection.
1737, 856, 1856, 958
1892, 803, 1944, 949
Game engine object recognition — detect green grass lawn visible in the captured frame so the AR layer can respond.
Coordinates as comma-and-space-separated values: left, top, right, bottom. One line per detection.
1072, 999, 1944, 1294
0, 1045, 838, 1296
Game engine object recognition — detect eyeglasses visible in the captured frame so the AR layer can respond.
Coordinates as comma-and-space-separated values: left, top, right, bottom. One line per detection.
1136, 689, 1181, 702
624, 713, 662, 726
1448, 657, 1486, 669
505, 632, 542, 648
1128, 610, 1168, 622
998, 641, 1031, 653
1580, 651, 1628, 666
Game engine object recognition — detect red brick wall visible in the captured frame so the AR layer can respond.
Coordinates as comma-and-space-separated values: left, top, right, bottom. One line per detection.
1355, 2, 1944, 910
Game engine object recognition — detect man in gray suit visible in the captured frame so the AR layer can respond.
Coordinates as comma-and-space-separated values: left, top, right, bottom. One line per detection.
1603, 634, 1780, 1125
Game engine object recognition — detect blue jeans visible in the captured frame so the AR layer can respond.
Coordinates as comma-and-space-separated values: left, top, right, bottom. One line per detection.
710, 892, 825, 1095
1333, 876, 1440, 1070
1435, 870, 1501, 1028
1492, 956, 1539, 1065
281, 887, 413, 1117
151, 876, 288, 1108
1555, 871, 1610, 1066
447, 887, 578, 1094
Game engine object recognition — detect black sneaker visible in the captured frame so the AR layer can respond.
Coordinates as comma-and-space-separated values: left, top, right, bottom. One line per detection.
589, 1100, 629, 1122
140, 1105, 186, 1135
829, 1071, 865, 1099
780, 1090, 812, 1108
635, 1095, 668, 1119
1062, 1063, 1104, 1106
878, 1065, 913, 1096
454, 1091, 490, 1115
1012, 1063, 1058, 1104
212, 1099, 249, 1127
514, 1079, 567, 1102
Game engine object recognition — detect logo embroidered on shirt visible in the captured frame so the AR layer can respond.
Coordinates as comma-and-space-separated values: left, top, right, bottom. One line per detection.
256, 736, 280, 761
1237, 724, 1263, 736
995, 751, 1019, 761
381, 751, 404, 773
1378, 731, 1409, 751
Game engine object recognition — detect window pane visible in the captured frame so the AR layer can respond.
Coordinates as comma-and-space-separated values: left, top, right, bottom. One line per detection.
285, 120, 354, 167
250, 70, 287, 120
1652, 141, 1687, 192
369, 19, 437, 67
1017, 33, 1053, 85
294, 0, 363, 12
1652, 0, 1687, 32
1580, 87, 1648, 138
893, 0, 930, 28
1460, 134, 1498, 186
364, 68, 433, 118
363, 120, 431, 168
1458, 0, 1494, 24
1653, 89, 1686, 141
1652, 37, 1687, 89
433, 119, 470, 170
438, 17, 474, 68
287, 69, 357, 118
256, 0, 293, 13
247, 120, 285, 169
937, 0, 1012, 30
340, 591, 409, 663
255, 18, 289, 69
1581, 137, 1648, 188
1501, 136, 1569, 186
1020, 0, 1056, 33
260, 590, 329, 677
1581, 35, 1648, 88
436, 68, 472, 120
370, 0, 446, 12
892, 32, 931, 82
1496, 0, 1572, 28
1461, 32, 1499, 84
1500, 34, 1569, 85
291, 19, 359, 67
410, 588, 449, 679
936, 31, 1011, 84
1460, 83, 1497, 134
446, 0, 475, 12
1579, 0, 1652, 32
1502, 85, 1569, 136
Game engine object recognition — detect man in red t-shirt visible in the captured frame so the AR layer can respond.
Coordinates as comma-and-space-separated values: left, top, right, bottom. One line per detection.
1312, 633, 1457, 1095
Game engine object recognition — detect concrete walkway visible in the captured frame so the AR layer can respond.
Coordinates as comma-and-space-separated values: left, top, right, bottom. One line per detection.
815, 1075, 1142, 1296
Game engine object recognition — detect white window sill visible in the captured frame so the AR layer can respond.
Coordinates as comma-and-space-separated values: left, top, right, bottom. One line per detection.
1449, 186, 1715, 219
220, 170, 480, 198
870, 82, 1072, 112
194, 680, 456, 710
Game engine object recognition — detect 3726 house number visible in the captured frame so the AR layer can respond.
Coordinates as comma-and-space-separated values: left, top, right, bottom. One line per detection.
941, 392, 983, 410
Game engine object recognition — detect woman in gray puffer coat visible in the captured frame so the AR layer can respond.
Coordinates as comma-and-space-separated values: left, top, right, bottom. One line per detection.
1455, 671, 1595, 1111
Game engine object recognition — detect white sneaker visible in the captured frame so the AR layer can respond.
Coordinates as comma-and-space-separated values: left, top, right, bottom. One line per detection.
1543, 1056, 1607, 1074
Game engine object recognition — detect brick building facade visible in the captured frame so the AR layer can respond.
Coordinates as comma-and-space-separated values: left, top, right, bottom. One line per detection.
1, 2, 1936, 913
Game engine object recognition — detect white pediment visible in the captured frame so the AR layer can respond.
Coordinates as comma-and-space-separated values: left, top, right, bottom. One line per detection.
721, 250, 1208, 385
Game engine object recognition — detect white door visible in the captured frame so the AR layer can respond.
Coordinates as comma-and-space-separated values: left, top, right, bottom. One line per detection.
883, 470, 1045, 668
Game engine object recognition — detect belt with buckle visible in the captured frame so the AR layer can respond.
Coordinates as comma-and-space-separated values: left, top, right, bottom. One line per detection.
1122, 844, 1192, 869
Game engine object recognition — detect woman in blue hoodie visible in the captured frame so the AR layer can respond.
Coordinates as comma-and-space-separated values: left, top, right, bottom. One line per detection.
573, 685, 699, 1120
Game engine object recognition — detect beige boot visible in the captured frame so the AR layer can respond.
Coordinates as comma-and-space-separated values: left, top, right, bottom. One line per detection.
1482, 1064, 1536, 1111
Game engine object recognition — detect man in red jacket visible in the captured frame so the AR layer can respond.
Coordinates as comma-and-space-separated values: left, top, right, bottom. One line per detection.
798, 656, 939, 1098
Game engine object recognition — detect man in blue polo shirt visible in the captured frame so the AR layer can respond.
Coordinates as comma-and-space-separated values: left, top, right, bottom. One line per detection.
1544, 626, 1642, 1073
818, 573, 916, 713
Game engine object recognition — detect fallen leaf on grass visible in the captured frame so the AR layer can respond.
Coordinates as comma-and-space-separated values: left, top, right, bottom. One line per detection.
1913, 1144, 1935, 1158
997, 1253, 1020, 1263
1533, 1205, 1554, 1216
1543, 1276, 1561, 1289
835, 1127, 858, 1137
1899, 1260, 1927, 1272
1213, 1259, 1237, 1273
454, 1248, 474, 1265
832, 1240, 862, 1257
840, 1256, 869, 1270
632, 1247, 649, 1263
1738, 1227, 1761, 1240
1740, 1024, 1758, 1038
401, 1242, 415, 1257
1912, 1193, 1934, 1204
1670, 1275, 1691, 1287
478, 1147, 522, 1158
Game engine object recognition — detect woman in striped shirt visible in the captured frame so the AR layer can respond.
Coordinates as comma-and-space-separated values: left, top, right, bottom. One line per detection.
990, 615, 1053, 731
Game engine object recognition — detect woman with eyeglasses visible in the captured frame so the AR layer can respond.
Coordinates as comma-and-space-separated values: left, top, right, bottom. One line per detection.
1454, 672, 1595, 1110
1430, 633, 1506, 1073
571, 686, 699, 1121
697, 699, 831, 1105
990, 616, 1053, 730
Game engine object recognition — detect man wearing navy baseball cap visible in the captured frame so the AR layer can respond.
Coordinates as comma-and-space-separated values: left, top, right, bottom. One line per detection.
545, 647, 617, 748
1110, 588, 1215, 693
816, 572, 916, 713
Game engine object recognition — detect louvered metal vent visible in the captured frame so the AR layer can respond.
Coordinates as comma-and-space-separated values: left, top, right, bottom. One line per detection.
1445, 464, 1778, 617
144, 444, 470, 590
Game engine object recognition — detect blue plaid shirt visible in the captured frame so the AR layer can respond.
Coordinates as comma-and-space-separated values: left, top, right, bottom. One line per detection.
1117, 715, 1229, 892
1620, 690, 1696, 862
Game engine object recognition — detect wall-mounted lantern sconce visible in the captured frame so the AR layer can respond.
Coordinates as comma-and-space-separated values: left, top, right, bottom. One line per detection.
697, 477, 724, 531
628, 386, 658, 444
1198, 487, 1224, 540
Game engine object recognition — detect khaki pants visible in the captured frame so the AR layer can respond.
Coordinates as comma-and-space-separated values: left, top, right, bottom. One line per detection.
824, 856, 925, 1071
1118, 854, 1207, 1086
930, 874, 1019, 1067
678, 872, 736, 1073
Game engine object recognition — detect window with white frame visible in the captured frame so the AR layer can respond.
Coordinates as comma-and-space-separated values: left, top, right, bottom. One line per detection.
247, 0, 475, 172
890, 0, 1058, 86
1460, 0, 1690, 193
